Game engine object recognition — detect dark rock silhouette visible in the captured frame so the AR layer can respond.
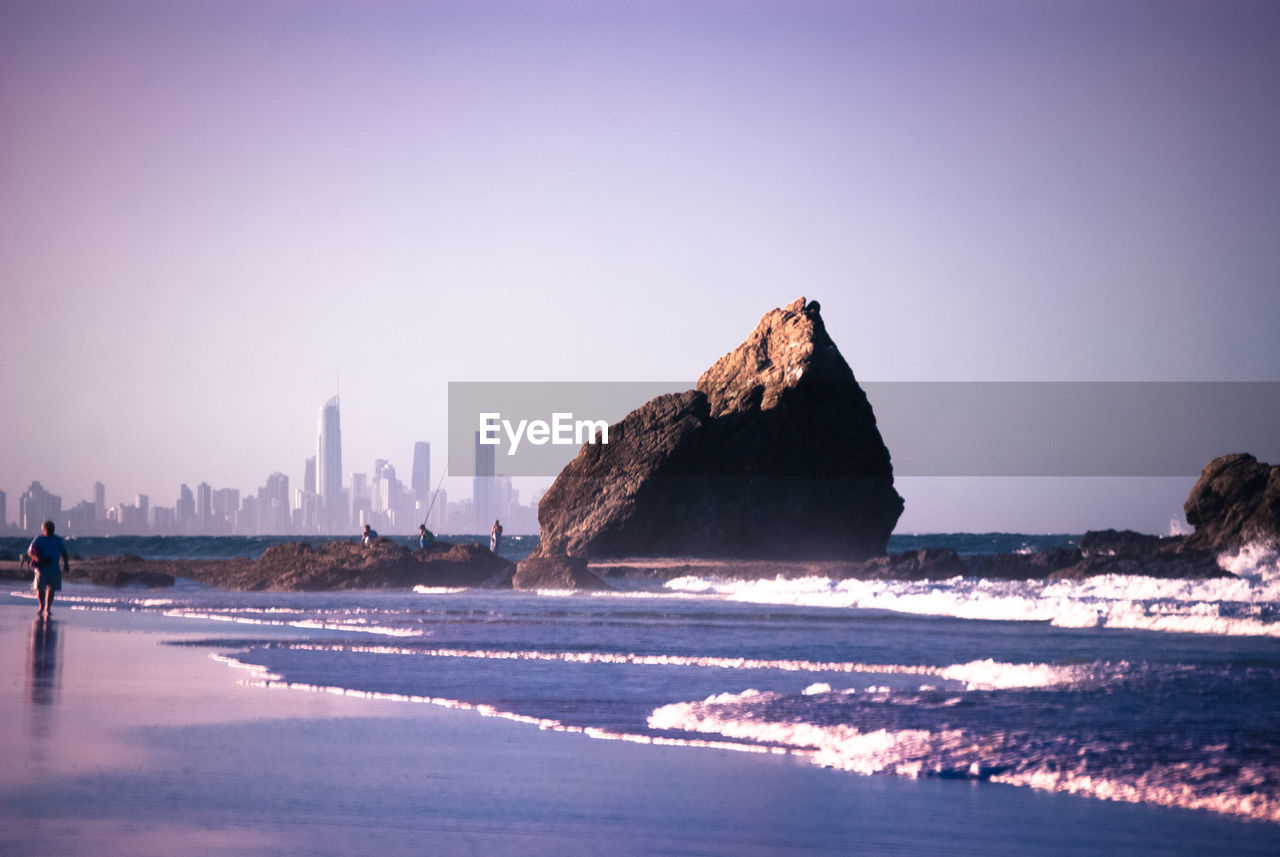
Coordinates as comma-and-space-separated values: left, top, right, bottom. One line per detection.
1184, 453, 1280, 551
69, 554, 177, 587
535, 298, 903, 560
857, 547, 968, 580
513, 554, 609, 590
1, 539, 515, 591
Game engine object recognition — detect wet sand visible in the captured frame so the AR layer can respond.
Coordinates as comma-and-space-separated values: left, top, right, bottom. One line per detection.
1, 595, 1275, 857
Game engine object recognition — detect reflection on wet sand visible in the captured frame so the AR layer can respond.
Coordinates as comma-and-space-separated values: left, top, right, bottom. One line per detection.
27, 617, 61, 707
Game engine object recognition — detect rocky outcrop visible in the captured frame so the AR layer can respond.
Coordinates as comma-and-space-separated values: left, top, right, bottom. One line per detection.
0, 555, 178, 587
535, 298, 904, 560
1184, 453, 1280, 551
195, 539, 514, 591
69, 554, 177, 587
856, 548, 968, 580
513, 554, 609, 590
584, 529, 1229, 582
4, 539, 515, 592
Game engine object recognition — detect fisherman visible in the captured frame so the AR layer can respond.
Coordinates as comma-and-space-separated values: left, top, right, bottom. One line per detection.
362, 523, 379, 546
418, 523, 435, 549
490, 519, 503, 554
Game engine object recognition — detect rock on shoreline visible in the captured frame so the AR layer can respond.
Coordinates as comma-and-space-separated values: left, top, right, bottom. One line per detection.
0, 539, 515, 592
0, 526, 1237, 592
534, 297, 903, 561
1184, 453, 1280, 551
587, 529, 1230, 583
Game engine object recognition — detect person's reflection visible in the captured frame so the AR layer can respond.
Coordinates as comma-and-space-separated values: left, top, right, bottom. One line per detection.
26, 616, 62, 706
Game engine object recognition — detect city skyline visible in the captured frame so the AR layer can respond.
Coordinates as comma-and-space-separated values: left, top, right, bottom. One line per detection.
4, 2, 1278, 535
2, 460, 541, 539
2, 392, 541, 536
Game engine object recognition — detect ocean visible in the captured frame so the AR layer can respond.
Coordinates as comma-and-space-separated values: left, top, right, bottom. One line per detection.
6, 533, 1279, 838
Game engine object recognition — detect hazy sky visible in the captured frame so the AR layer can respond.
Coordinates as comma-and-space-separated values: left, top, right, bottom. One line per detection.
3, 0, 1278, 533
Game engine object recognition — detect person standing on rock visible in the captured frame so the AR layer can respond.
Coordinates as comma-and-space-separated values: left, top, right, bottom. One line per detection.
490, 519, 503, 555
28, 520, 69, 617
418, 523, 434, 549
362, 523, 378, 546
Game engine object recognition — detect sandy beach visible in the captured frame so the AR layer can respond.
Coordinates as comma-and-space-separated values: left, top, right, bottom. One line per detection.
2, 591, 1276, 857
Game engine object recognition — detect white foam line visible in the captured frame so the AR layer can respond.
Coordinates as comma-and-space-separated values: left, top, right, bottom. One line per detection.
8, 591, 178, 609
283, 642, 941, 675
211, 652, 787, 756
992, 768, 1279, 825
648, 692, 1279, 824
163, 609, 424, 637
209, 652, 283, 682
664, 574, 1280, 638
277, 645, 1103, 691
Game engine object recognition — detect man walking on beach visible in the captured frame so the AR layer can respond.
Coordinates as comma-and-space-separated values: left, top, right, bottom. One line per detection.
28, 520, 69, 617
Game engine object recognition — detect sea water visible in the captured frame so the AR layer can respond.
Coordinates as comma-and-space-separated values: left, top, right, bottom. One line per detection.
7, 534, 1279, 831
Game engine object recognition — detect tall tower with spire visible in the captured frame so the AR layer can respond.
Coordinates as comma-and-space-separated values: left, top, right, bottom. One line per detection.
317, 395, 344, 532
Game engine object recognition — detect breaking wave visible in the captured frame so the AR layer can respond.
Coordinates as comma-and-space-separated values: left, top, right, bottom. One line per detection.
648, 661, 1280, 824
664, 545, 1280, 638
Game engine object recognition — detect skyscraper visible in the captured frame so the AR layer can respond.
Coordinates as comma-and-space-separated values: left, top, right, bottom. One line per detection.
473, 430, 495, 533
20, 481, 61, 531
411, 441, 431, 502
197, 482, 212, 532
317, 395, 343, 533
177, 484, 195, 532
264, 472, 290, 533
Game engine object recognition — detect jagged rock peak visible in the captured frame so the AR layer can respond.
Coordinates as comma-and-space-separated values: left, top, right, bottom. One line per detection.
1184, 453, 1280, 551
697, 297, 848, 419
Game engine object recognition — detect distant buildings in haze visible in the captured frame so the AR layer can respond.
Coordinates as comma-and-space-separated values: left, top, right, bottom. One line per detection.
2, 397, 539, 537
317, 395, 345, 533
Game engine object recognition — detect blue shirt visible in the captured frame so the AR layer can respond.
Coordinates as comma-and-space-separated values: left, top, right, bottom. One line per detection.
29, 533, 67, 567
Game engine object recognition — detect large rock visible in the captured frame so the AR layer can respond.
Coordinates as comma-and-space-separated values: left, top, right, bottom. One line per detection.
535, 298, 904, 559
1184, 453, 1280, 551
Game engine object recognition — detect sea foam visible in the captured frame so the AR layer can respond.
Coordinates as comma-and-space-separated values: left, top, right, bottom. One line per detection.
664, 558, 1280, 637
647, 664, 1280, 823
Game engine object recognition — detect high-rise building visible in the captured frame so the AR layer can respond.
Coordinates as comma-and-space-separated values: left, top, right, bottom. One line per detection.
19, 481, 61, 531
411, 442, 431, 502
304, 456, 317, 495
264, 472, 290, 533
372, 459, 396, 517
177, 484, 196, 532
473, 430, 496, 533
152, 506, 177, 534
197, 482, 213, 532
350, 472, 370, 528
317, 396, 343, 533
430, 488, 448, 532
0, 489, 7, 530
94, 482, 106, 521
212, 488, 239, 533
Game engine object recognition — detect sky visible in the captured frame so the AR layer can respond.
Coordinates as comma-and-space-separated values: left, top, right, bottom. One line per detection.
2, 0, 1278, 534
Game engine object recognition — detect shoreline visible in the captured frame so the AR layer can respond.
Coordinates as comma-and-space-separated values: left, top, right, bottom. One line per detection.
2, 595, 1276, 856
0, 527, 1240, 594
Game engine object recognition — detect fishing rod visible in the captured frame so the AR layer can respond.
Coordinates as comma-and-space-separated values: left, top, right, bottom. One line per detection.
422, 466, 448, 527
